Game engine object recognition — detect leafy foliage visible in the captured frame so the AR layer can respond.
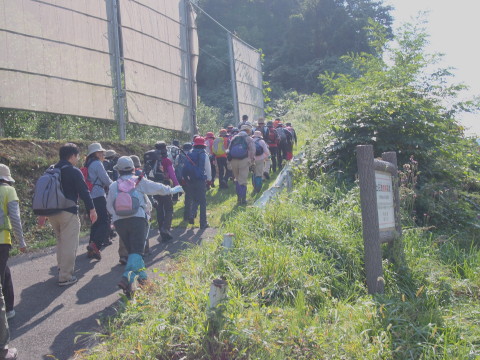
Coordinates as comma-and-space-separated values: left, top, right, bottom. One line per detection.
306, 19, 480, 228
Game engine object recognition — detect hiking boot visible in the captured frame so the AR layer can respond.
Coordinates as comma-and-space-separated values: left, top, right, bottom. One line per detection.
188, 218, 194, 225
6, 310, 15, 320
0, 348, 17, 360
263, 171, 270, 180
119, 256, 128, 265
200, 223, 210, 230
118, 277, 135, 299
160, 230, 173, 242
87, 243, 101, 260
58, 276, 78, 287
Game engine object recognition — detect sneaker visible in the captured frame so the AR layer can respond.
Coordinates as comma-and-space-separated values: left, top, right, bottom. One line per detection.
58, 276, 78, 287
119, 256, 128, 265
87, 243, 101, 260
0, 348, 17, 360
6, 310, 15, 320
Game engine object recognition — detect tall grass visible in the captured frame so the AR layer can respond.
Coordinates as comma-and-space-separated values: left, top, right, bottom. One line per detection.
80, 165, 480, 359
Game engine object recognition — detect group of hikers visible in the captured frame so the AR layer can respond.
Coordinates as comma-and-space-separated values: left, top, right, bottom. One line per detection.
0, 115, 296, 359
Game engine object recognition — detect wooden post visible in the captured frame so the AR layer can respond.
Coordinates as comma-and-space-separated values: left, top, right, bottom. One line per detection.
381, 152, 402, 239
222, 233, 234, 249
208, 279, 228, 309
356, 145, 384, 294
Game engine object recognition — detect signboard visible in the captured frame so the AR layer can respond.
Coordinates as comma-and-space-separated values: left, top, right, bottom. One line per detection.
375, 170, 395, 231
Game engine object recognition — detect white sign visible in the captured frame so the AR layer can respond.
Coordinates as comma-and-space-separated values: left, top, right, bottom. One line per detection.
375, 171, 395, 230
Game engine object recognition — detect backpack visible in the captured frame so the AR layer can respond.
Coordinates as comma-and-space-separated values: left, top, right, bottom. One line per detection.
32, 165, 77, 215
254, 138, 264, 156
80, 166, 93, 191
175, 153, 188, 181
113, 176, 143, 216
276, 128, 287, 145
229, 136, 248, 159
212, 137, 227, 156
182, 149, 206, 181
266, 128, 278, 145
144, 150, 167, 183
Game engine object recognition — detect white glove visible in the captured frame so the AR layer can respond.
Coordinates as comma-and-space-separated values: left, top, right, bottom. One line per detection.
170, 185, 184, 194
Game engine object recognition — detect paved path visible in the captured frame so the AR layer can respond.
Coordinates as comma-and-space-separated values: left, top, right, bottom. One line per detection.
7, 227, 217, 360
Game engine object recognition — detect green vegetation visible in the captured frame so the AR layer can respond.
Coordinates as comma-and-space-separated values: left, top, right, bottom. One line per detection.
78, 21, 479, 359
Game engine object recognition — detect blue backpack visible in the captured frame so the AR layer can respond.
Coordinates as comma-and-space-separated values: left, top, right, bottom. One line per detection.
182, 149, 206, 181
229, 136, 248, 159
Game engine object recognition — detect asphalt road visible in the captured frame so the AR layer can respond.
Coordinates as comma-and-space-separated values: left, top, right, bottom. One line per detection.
7, 227, 217, 360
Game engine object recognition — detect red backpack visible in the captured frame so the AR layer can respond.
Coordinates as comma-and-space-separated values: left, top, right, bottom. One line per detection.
80, 166, 93, 191
266, 128, 278, 145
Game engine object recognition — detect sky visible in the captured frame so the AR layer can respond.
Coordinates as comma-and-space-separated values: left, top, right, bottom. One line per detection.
384, 0, 480, 137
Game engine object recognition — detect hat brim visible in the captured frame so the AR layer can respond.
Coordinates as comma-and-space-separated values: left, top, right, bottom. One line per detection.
113, 165, 134, 171
0, 175, 15, 183
87, 148, 106, 157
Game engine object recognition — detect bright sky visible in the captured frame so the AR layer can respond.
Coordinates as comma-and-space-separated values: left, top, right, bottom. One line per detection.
385, 0, 480, 137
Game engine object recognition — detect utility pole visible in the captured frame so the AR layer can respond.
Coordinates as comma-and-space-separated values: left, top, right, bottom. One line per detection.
111, 0, 126, 141
227, 33, 239, 125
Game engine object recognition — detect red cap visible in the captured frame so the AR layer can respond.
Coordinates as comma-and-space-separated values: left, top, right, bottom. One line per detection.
205, 132, 215, 139
193, 136, 206, 146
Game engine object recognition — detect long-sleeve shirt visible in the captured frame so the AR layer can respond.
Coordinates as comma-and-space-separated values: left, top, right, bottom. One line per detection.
106, 175, 174, 222
0, 183, 26, 247
54, 160, 94, 214
161, 157, 179, 186
87, 159, 113, 198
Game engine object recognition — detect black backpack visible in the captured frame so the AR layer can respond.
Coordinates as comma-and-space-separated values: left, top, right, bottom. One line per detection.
144, 150, 167, 184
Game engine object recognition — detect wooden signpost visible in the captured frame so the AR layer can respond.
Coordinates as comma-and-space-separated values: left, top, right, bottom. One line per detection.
356, 145, 401, 294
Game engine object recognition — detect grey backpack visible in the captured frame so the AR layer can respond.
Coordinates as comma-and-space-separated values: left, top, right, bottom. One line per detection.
32, 165, 76, 215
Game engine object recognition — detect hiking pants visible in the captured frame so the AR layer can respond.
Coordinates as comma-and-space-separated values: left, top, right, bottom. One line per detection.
269, 147, 278, 172
231, 157, 250, 186
49, 211, 80, 282
114, 217, 148, 282
216, 157, 228, 184
277, 144, 288, 169
0, 282, 9, 350
154, 194, 173, 233
254, 159, 265, 177
0, 247, 13, 312
90, 196, 109, 249
210, 155, 216, 184
188, 179, 207, 227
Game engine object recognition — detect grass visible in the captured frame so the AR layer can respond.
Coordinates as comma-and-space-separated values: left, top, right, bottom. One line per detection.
78, 165, 480, 359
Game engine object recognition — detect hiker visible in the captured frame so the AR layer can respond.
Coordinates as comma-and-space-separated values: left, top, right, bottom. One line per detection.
144, 141, 179, 242
204, 132, 217, 188
106, 156, 183, 297
103, 150, 119, 181
84, 143, 113, 259
0, 282, 17, 359
0, 164, 27, 320
37, 143, 97, 286
265, 121, 280, 173
228, 124, 256, 205
182, 137, 211, 228
130, 155, 142, 176
255, 118, 271, 179
251, 131, 270, 193
276, 122, 293, 168
285, 122, 297, 146
273, 118, 282, 128
237, 114, 252, 129
212, 129, 230, 189
175, 143, 193, 221
226, 125, 234, 136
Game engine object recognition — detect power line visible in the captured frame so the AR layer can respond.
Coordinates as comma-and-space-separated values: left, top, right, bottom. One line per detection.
188, 0, 259, 53
199, 48, 229, 66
